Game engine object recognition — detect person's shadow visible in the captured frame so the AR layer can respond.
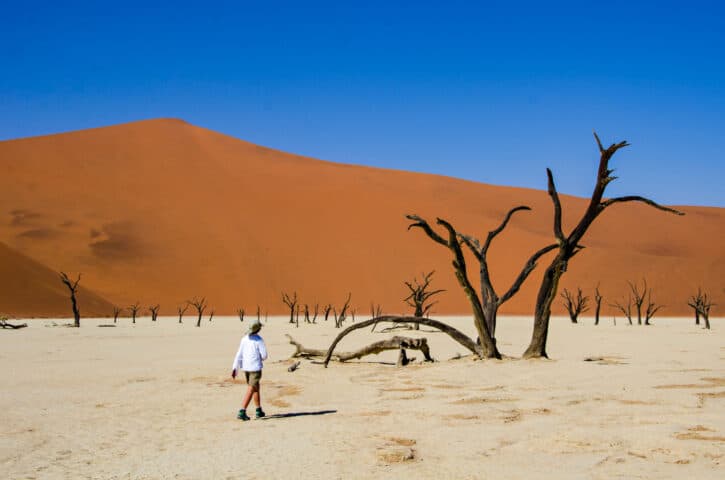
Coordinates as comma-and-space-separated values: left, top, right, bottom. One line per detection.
260, 410, 337, 420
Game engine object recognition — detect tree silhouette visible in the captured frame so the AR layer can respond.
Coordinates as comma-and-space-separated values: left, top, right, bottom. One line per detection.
59, 272, 81, 327
523, 133, 683, 358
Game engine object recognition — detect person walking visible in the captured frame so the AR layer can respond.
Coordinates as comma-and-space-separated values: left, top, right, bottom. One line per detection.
231, 319, 268, 420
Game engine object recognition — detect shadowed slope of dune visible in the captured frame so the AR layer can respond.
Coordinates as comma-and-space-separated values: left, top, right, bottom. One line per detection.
1, 118, 722, 317
0, 241, 114, 317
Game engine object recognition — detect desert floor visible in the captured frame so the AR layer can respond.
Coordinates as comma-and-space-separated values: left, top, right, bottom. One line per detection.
1, 315, 723, 479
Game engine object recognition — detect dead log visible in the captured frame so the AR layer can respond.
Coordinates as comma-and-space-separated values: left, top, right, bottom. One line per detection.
322, 316, 481, 367
0, 318, 28, 329
286, 333, 434, 363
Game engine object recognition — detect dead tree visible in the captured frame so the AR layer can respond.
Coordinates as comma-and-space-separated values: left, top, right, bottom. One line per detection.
188, 297, 208, 327
611, 296, 634, 325
324, 316, 482, 367
523, 133, 683, 358
323, 304, 333, 322
688, 289, 715, 330
370, 303, 384, 332
282, 292, 298, 324
208, 310, 215, 322
594, 285, 603, 326
560, 287, 589, 324
256, 305, 261, 322
149, 304, 160, 322
59, 272, 81, 327
287, 333, 433, 365
408, 209, 556, 358
334, 293, 352, 328
312, 304, 319, 323
112, 306, 123, 324
178, 304, 189, 324
237, 308, 245, 323
644, 293, 663, 325
627, 279, 662, 325
303, 304, 311, 324
129, 302, 141, 324
403, 271, 445, 330
628, 280, 646, 325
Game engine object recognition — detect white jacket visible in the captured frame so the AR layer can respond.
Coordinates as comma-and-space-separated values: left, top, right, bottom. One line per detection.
232, 334, 268, 372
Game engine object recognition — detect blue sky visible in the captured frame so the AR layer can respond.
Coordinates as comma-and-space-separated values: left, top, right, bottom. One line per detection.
2, 1, 724, 206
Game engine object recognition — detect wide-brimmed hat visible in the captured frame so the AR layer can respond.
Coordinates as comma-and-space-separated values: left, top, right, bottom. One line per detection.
247, 319, 262, 335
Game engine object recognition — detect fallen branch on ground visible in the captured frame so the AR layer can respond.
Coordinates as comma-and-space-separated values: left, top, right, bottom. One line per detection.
0, 318, 28, 329
286, 333, 434, 363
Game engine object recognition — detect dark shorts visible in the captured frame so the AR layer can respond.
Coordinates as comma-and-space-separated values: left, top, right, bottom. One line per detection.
244, 370, 262, 387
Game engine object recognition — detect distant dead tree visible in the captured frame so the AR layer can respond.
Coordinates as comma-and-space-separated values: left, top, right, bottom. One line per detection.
594, 285, 603, 326
560, 287, 589, 324
404, 271, 445, 330
311, 304, 319, 323
177, 304, 189, 324
129, 302, 141, 324
282, 292, 298, 324
303, 304, 311, 324
323, 304, 333, 322
334, 293, 352, 328
688, 289, 715, 330
188, 297, 208, 327
611, 296, 633, 325
628, 279, 662, 325
59, 272, 81, 327
611, 280, 663, 326
237, 308, 245, 323
208, 310, 215, 322
112, 306, 123, 324
523, 133, 683, 358
256, 305, 261, 322
369, 303, 385, 332
149, 304, 160, 322
408, 206, 556, 358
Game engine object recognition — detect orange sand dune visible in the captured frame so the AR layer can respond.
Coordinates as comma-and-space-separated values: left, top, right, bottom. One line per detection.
1, 118, 723, 317
0, 241, 113, 317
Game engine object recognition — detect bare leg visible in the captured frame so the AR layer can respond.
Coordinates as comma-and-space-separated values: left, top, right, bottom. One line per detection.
252, 387, 261, 408
242, 385, 255, 409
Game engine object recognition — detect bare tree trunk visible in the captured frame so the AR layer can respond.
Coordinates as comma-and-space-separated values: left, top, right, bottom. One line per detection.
523, 134, 682, 358
59, 272, 81, 327
149, 304, 160, 322
129, 303, 140, 324
594, 286, 602, 326
188, 297, 207, 327
523, 255, 567, 358
113, 306, 122, 324
282, 292, 298, 324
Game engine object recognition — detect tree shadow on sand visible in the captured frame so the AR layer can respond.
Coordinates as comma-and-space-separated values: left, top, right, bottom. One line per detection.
260, 410, 337, 420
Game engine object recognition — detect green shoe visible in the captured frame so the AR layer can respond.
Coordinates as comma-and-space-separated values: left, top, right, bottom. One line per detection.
237, 409, 250, 421
255, 407, 265, 419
